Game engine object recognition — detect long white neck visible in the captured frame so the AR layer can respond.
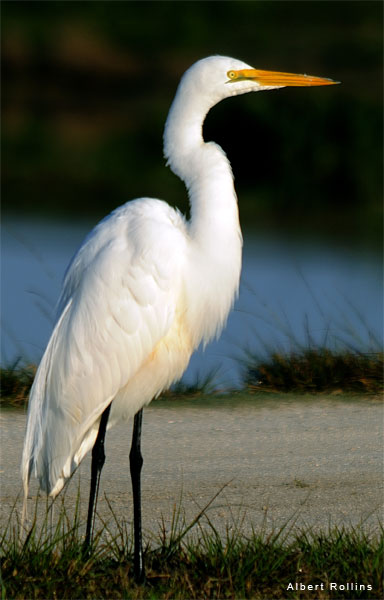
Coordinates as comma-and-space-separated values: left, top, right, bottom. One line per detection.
163, 79, 242, 346
164, 79, 240, 239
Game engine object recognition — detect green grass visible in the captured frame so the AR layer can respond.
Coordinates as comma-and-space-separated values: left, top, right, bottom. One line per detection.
1, 348, 383, 410
0, 361, 35, 408
1, 496, 382, 599
245, 349, 383, 395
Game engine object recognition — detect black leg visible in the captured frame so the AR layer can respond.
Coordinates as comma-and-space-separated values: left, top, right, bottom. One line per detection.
84, 402, 112, 551
130, 408, 145, 583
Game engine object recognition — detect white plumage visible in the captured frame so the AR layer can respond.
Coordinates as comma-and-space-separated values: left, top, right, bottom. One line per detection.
21, 55, 337, 504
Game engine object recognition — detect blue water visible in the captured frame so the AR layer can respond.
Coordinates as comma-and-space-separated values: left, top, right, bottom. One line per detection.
2, 215, 382, 388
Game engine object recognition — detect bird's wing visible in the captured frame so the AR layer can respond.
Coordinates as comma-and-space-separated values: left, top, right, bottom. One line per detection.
22, 199, 188, 496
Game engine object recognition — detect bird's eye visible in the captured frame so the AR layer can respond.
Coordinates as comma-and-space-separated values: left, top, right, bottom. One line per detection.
227, 70, 238, 80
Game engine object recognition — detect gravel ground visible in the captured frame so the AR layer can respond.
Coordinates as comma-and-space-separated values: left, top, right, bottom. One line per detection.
1, 395, 382, 540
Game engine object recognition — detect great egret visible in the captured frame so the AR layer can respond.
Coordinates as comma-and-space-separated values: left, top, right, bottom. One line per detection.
21, 55, 337, 582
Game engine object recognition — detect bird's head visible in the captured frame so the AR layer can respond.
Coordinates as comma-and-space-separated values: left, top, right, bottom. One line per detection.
164, 55, 339, 180
181, 55, 339, 105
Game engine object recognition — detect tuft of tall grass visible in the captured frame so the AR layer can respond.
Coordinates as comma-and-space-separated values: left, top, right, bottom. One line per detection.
1, 496, 382, 599
0, 360, 35, 408
245, 349, 383, 394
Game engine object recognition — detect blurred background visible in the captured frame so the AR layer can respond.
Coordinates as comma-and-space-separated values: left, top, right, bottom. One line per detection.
2, 1, 383, 385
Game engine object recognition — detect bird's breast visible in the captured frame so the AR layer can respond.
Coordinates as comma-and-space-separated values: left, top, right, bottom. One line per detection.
109, 298, 194, 426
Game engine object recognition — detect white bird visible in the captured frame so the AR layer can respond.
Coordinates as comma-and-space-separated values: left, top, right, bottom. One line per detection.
21, 55, 337, 581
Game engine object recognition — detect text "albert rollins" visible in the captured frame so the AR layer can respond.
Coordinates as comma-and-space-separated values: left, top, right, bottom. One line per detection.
287, 583, 373, 592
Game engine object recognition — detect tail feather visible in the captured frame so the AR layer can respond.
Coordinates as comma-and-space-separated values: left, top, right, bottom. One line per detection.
20, 297, 112, 504
20, 302, 73, 500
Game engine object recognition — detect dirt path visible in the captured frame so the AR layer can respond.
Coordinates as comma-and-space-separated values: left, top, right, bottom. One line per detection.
1, 396, 382, 540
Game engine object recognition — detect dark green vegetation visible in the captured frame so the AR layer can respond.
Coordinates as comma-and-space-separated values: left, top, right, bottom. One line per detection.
0, 361, 35, 408
2, 1, 382, 244
1, 497, 382, 599
245, 349, 384, 395
2, 347, 382, 409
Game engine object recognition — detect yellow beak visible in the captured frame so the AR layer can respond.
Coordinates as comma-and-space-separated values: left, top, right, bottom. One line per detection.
227, 68, 340, 86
